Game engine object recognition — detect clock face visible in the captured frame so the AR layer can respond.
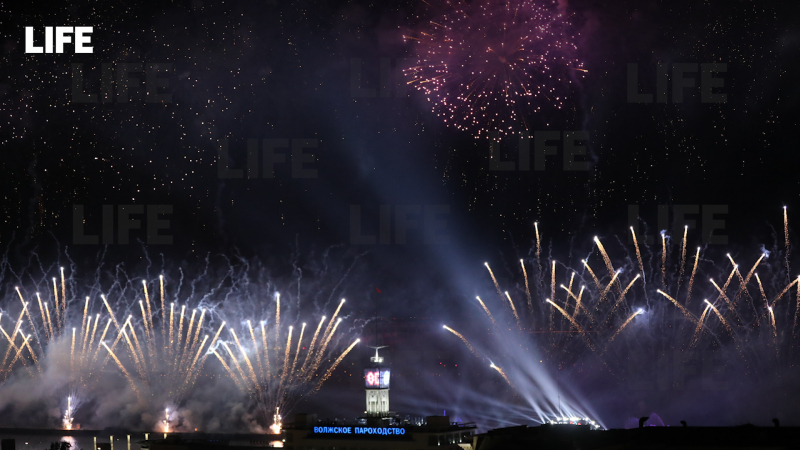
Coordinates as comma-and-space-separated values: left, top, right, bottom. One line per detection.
364, 368, 391, 388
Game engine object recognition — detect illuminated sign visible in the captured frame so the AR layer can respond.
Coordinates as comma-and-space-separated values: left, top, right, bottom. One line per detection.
364, 369, 390, 388
313, 426, 406, 436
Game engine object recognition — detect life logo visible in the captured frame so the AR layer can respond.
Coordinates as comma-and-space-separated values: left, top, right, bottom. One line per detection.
25, 26, 94, 53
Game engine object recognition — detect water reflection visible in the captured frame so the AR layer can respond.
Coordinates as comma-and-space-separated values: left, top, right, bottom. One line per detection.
0, 435, 142, 450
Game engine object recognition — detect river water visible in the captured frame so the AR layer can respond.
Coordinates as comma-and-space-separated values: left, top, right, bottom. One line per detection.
0, 433, 148, 450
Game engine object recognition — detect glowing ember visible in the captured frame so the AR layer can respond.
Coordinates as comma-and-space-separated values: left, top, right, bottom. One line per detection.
404, 0, 584, 140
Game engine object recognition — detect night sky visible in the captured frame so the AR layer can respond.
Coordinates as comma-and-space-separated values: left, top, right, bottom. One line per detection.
2, 0, 800, 432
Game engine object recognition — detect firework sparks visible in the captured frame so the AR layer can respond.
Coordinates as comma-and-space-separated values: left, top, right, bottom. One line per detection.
785, 206, 791, 278
656, 289, 697, 323
404, 0, 584, 140
582, 259, 601, 290
504, 291, 522, 329
690, 305, 712, 349
608, 309, 644, 342
661, 232, 668, 288
314, 338, 360, 390
443, 325, 479, 356
677, 226, 688, 297
768, 306, 778, 351
686, 247, 701, 307
0, 253, 367, 432
475, 296, 498, 327
489, 363, 514, 388
213, 302, 357, 423
630, 227, 645, 279
448, 209, 800, 425
705, 300, 733, 337
63, 396, 74, 430
521, 259, 533, 317
606, 274, 640, 318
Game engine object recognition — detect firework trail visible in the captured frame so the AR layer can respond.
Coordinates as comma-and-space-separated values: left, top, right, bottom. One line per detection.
564, 272, 575, 318
606, 274, 639, 318
689, 305, 712, 349
548, 260, 557, 341
443, 325, 479, 356
581, 259, 601, 290
475, 296, 498, 327
521, 259, 533, 317
484, 263, 508, 307
404, 0, 584, 140
289, 323, 306, 377
299, 316, 326, 374
534, 222, 542, 277
2, 271, 144, 426
755, 273, 769, 310
597, 270, 620, 305
443, 208, 800, 426
785, 206, 791, 279
490, 363, 514, 389
1, 263, 231, 432
735, 254, 764, 321
768, 307, 778, 350
312, 318, 343, 374
105, 278, 218, 410
315, 338, 360, 390
312, 299, 346, 370
572, 286, 586, 320
504, 291, 522, 329
214, 300, 358, 426
661, 232, 668, 288
705, 300, 734, 337
656, 290, 697, 324
727, 255, 752, 316
676, 226, 688, 297
686, 247, 700, 308
709, 277, 741, 324
608, 309, 644, 343
545, 299, 591, 350
0, 248, 369, 431
770, 277, 798, 308
561, 284, 590, 320
593, 237, 617, 284
793, 277, 800, 343
630, 227, 645, 279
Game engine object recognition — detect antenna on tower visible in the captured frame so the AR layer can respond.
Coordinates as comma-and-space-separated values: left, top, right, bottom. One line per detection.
369, 345, 388, 364
369, 297, 386, 363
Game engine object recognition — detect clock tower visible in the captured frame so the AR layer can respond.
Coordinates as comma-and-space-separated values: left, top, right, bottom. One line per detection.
365, 346, 390, 416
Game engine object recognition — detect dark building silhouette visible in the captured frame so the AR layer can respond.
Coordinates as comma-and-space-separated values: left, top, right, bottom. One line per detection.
472, 423, 800, 450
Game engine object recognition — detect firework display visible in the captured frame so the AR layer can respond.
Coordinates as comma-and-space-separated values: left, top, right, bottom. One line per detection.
0, 262, 360, 431
404, 0, 585, 140
94, 277, 223, 412
212, 297, 360, 432
445, 208, 800, 425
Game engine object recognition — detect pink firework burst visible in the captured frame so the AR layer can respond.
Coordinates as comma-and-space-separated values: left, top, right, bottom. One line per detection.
404, 0, 585, 140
